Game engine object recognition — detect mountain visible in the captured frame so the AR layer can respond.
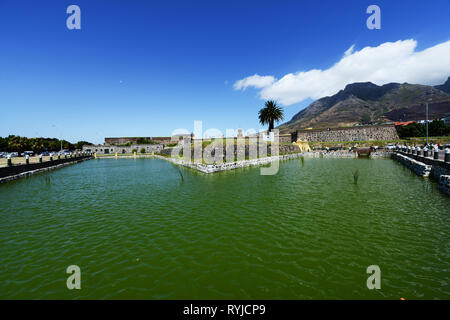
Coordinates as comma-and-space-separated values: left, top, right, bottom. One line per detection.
278, 78, 450, 133
435, 76, 450, 94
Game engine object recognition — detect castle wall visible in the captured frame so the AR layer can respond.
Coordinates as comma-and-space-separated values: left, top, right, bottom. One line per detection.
104, 137, 151, 145
295, 125, 399, 142
82, 144, 163, 154
104, 137, 174, 145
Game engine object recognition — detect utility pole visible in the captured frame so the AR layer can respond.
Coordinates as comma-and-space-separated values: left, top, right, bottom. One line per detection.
425, 91, 432, 146
426, 102, 429, 145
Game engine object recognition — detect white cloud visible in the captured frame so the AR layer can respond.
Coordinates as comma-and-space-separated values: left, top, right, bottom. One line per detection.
233, 74, 275, 90
233, 39, 450, 106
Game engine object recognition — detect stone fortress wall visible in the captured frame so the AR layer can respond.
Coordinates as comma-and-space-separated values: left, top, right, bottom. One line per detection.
105, 136, 178, 146
290, 124, 399, 142
84, 136, 186, 155
89, 125, 400, 155
83, 144, 163, 154
104, 137, 152, 145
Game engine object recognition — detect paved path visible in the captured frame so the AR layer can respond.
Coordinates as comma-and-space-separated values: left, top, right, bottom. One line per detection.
0, 155, 83, 168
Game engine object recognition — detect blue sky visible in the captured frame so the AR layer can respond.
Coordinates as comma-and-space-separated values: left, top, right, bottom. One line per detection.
1, 0, 449, 144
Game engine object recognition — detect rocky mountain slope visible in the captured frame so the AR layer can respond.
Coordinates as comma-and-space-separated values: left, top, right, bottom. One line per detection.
435, 76, 450, 94
278, 77, 450, 133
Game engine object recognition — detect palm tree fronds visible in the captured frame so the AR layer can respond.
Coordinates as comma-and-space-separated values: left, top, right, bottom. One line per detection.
258, 100, 284, 132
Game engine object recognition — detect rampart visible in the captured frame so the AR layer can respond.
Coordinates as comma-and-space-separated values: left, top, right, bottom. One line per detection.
293, 125, 399, 142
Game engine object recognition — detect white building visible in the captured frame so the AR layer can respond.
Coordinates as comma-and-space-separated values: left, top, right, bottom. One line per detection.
82, 144, 163, 155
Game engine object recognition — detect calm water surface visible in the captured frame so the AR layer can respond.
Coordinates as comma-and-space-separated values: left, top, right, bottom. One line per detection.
0, 157, 449, 299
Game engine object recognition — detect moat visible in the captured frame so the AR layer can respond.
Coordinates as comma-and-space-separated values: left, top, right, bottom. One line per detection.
0, 157, 449, 299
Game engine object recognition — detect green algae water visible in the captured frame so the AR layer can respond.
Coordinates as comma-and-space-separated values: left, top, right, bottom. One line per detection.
0, 157, 449, 299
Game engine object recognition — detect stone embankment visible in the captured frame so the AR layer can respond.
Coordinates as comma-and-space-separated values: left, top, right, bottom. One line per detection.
392, 153, 432, 177
439, 175, 450, 195
156, 153, 305, 173
394, 150, 450, 179
391, 149, 450, 196
299, 151, 356, 158
0, 155, 93, 184
297, 151, 388, 158
156, 151, 388, 173
160, 143, 302, 158
368, 151, 390, 158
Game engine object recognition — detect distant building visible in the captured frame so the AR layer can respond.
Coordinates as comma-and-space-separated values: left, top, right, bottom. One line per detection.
82, 144, 163, 155
417, 120, 433, 124
82, 135, 191, 155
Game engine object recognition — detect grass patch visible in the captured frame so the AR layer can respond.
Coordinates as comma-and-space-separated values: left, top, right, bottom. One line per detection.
307, 136, 449, 149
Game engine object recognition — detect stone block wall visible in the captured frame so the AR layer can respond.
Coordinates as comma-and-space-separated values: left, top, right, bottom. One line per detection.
160, 142, 301, 161
151, 137, 172, 144
392, 153, 432, 177
396, 151, 450, 181
278, 134, 292, 143
104, 137, 151, 145
439, 175, 450, 195
295, 125, 399, 142
82, 144, 163, 154
104, 137, 173, 145
158, 153, 305, 174
0, 155, 92, 180
431, 165, 450, 181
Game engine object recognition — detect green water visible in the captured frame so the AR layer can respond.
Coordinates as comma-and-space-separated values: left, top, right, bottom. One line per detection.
0, 157, 449, 299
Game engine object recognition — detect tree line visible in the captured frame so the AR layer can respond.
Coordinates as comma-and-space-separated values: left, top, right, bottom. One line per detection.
0, 135, 93, 153
396, 120, 450, 139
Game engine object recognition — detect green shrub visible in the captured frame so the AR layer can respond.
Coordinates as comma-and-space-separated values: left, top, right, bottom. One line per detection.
140, 148, 146, 154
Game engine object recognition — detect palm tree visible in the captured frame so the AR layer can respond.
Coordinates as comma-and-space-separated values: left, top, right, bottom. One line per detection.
258, 100, 284, 132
